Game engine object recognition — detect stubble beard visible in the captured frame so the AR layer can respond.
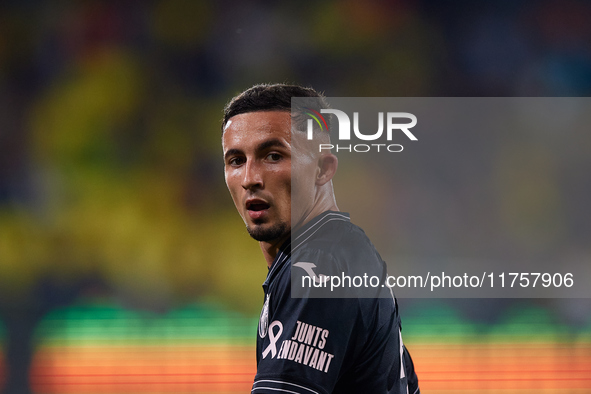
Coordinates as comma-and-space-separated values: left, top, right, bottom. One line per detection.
246, 221, 289, 242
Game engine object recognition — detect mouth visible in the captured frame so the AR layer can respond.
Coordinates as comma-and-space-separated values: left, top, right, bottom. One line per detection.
246, 199, 271, 220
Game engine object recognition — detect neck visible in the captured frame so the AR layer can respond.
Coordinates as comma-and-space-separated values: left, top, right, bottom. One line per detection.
260, 200, 339, 268
259, 233, 290, 268
294, 190, 339, 234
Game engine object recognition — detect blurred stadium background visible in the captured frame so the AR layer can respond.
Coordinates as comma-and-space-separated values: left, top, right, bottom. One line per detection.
0, 0, 590, 393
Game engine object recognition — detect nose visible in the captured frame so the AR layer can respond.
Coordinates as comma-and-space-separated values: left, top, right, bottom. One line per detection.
242, 160, 263, 190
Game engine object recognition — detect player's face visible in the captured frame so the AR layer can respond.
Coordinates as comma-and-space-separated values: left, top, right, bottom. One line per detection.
222, 111, 294, 243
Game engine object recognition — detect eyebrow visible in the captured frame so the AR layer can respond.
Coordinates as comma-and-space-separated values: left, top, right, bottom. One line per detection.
224, 148, 242, 161
256, 138, 288, 152
224, 138, 288, 161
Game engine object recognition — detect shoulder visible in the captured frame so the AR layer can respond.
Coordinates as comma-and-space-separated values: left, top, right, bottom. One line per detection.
290, 212, 389, 299
293, 213, 383, 273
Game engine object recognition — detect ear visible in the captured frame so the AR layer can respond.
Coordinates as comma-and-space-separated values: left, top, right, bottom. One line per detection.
316, 153, 338, 186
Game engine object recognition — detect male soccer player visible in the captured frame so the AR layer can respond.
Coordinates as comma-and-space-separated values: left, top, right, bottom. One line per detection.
222, 84, 419, 393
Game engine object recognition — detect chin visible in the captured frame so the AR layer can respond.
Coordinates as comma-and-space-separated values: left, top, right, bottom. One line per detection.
246, 221, 288, 243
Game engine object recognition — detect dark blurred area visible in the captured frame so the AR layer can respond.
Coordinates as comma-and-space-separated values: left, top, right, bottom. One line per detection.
0, 0, 590, 393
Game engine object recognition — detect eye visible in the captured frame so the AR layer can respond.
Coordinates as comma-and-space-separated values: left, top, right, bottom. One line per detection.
228, 156, 245, 166
266, 152, 282, 162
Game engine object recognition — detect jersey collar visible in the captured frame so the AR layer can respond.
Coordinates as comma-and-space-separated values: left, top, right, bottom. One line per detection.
263, 211, 351, 289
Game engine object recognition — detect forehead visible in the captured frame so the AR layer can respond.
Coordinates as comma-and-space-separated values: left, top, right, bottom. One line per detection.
223, 111, 291, 149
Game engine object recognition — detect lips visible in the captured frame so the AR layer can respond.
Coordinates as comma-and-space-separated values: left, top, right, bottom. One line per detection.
246, 198, 270, 220
247, 200, 270, 211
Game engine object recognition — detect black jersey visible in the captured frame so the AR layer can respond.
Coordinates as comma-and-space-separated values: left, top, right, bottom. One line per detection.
252, 211, 419, 394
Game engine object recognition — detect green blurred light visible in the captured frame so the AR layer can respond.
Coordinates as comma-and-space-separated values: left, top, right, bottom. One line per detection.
35, 300, 258, 347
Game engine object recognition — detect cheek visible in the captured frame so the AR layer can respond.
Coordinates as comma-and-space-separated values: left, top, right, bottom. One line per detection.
291, 164, 316, 193
225, 173, 241, 202
289, 176, 314, 212
278, 168, 292, 195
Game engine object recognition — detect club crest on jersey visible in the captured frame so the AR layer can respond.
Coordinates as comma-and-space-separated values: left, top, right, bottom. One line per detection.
259, 294, 270, 338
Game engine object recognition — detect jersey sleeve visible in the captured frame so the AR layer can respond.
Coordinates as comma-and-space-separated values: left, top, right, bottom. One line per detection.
403, 344, 420, 394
